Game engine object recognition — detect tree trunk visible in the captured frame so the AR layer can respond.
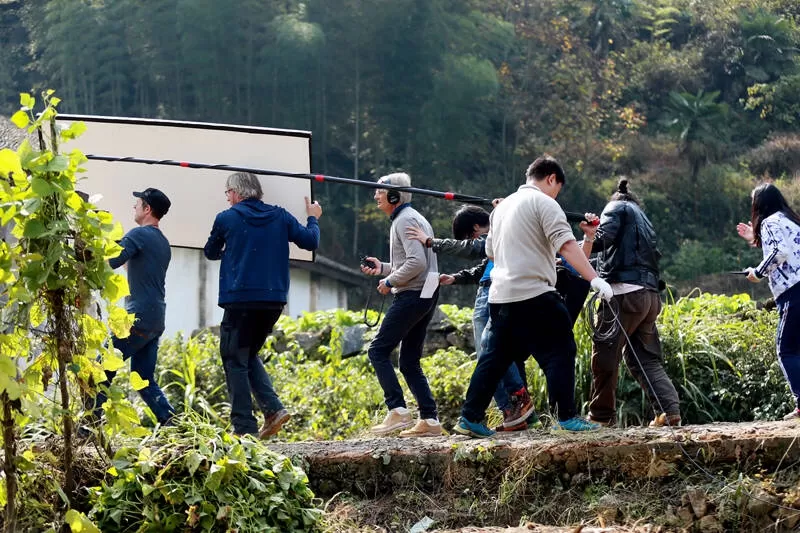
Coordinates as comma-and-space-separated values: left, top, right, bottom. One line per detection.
1, 393, 18, 533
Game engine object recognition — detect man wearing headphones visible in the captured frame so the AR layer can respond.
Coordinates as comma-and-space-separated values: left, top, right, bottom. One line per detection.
361, 173, 444, 437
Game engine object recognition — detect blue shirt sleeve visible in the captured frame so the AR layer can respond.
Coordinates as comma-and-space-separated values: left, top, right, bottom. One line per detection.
204, 213, 226, 260
109, 229, 142, 269
286, 211, 320, 251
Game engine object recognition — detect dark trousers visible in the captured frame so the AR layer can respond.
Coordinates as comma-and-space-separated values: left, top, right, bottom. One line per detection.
777, 282, 800, 410
92, 327, 175, 424
220, 308, 284, 434
368, 290, 439, 420
588, 289, 680, 424
461, 291, 578, 423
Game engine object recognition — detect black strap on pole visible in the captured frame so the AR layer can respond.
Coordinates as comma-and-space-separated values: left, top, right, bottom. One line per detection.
83, 154, 594, 222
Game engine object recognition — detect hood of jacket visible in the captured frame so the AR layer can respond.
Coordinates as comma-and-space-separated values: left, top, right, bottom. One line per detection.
231, 198, 282, 226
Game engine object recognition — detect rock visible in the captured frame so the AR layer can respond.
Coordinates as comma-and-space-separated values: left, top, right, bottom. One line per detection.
423, 330, 451, 355
294, 325, 332, 358
697, 515, 723, 533
595, 494, 619, 526
342, 324, 368, 357
747, 487, 779, 517
686, 487, 708, 518
676, 506, 694, 526
445, 331, 467, 350
775, 507, 800, 530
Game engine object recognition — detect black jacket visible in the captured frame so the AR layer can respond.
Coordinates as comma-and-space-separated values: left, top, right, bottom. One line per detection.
591, 200, 661, 290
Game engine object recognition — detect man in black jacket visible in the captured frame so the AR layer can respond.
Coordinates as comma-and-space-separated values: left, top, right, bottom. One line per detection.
587, 178, 681, 428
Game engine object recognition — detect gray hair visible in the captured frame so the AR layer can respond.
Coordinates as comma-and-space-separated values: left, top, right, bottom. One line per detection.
378, 172, 412, 204
226, 172, 263, 200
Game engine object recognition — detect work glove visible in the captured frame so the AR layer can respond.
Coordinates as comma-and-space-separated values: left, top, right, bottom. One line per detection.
744, 267, 763, 283
590, 277, 614, 301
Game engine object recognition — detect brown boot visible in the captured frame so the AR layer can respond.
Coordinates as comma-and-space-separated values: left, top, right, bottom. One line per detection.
259, 409, 290, 439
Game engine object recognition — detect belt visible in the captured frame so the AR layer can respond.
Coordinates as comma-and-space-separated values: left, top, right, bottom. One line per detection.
478, 279, 492, 287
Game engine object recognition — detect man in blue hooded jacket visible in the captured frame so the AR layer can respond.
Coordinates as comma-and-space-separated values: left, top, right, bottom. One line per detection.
204, 172, 322, 438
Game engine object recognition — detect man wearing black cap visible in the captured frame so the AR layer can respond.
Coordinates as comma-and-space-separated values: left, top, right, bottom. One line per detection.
88, 188, 176, 426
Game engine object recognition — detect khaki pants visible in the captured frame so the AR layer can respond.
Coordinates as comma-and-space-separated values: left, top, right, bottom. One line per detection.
588, 289, 680, 424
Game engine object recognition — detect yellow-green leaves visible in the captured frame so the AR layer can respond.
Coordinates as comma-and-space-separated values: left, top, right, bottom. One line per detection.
107, 304, 134, 338
19, 92, 34, 110
10, 110, 28, 129
65, 509, 100, 533
102, 351, 125, 373
0, 148, 24, 181
103, 273, 131, 303
130, 371, 150, 391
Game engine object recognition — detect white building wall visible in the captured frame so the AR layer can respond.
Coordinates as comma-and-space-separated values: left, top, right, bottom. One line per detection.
119, 248, 332, 338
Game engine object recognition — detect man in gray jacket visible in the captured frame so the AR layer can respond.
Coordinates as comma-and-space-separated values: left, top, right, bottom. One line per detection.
361, 172, 444, 437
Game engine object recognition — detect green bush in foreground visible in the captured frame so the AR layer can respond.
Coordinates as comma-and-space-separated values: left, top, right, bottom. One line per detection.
88, 415, 321, 532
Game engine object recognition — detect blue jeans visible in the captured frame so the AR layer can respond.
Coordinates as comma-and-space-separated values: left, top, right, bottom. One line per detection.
220, 308, 284, 435
368, 290, 439, 420
462, 291, 578, 423
474, 284, 525, 411
93, 327, 175, 424
777, 283, 800, 410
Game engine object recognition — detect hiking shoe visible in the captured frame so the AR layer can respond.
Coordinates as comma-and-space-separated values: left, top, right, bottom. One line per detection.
453, 417, 495, 438
587, 417, 612, 428
259, 409, 290, 439
783, 408, 800, 421
649, 413, 682, 428
370, 407, 413, 435
399, 419, 447, 437
494, 420, 527, 432
503, 387, 536, 428
552, 416, 600, 432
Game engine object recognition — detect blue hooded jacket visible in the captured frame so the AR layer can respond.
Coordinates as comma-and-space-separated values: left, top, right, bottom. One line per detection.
203, 198, 319, 306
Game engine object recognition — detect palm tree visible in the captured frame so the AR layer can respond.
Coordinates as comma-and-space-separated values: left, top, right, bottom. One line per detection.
662, 90, 729, 181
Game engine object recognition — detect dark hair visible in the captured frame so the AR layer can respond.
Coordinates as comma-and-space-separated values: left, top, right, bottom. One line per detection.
610, 177, 640, 205
526, 155, 565, 184
452, 205, 490, 240
751, 182, 800, 247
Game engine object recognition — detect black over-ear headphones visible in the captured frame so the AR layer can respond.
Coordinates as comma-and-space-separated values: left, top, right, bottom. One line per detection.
387, 189, 401, 205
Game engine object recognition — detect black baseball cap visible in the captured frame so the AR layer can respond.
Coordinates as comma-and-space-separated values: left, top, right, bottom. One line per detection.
133, 188, 171, 219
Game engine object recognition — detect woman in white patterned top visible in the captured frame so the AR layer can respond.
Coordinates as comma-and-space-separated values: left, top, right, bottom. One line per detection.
737, 183, 800, 420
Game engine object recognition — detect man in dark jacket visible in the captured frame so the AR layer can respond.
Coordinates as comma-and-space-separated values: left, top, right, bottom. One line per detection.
204, 172, 321, 438
587, 178, 680, 428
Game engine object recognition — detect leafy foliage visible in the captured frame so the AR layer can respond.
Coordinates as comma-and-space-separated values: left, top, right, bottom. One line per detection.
88, 415, 321, 532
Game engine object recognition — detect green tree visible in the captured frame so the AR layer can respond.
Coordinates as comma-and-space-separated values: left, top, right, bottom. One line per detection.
662, 90, 730, 180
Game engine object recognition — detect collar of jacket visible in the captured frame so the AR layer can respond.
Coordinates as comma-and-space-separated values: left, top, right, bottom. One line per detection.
389, 202, 412, 221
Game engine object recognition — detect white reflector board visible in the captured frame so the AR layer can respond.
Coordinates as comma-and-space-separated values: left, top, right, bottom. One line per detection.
56, 115, 313, 261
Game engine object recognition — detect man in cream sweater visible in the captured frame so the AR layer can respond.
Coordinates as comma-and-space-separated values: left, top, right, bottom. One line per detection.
455, 156, 614, 437
361, 172, 445, 437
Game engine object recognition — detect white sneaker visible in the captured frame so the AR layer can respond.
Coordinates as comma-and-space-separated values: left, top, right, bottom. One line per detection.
399, 418, 447, 437
370, 407, 413, 435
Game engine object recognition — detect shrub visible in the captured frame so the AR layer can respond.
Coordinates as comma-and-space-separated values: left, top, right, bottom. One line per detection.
745, 134, 800, 178
89, 414, 322, 532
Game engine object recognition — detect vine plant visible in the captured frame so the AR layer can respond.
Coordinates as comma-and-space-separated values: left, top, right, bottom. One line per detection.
0, 91, 142, 531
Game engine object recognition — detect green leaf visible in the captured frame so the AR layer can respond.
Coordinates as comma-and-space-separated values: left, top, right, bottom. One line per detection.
30, 178, 54, 197
65, 509, 101, 533
22, 219, 47, 238
130, 371, 150, 391
43, 155, 69, 172
10, 110, 29, 129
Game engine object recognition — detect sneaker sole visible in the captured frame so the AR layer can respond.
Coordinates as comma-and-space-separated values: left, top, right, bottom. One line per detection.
503, 403, 536, 427
398, 429, 447, 437
495, 422, 527, 432
259, 412, 291, 439
371, 421, 413, 436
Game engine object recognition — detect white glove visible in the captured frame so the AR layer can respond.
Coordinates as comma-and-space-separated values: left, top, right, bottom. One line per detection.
590, 277, 614, 301
744, 267, 762, 283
